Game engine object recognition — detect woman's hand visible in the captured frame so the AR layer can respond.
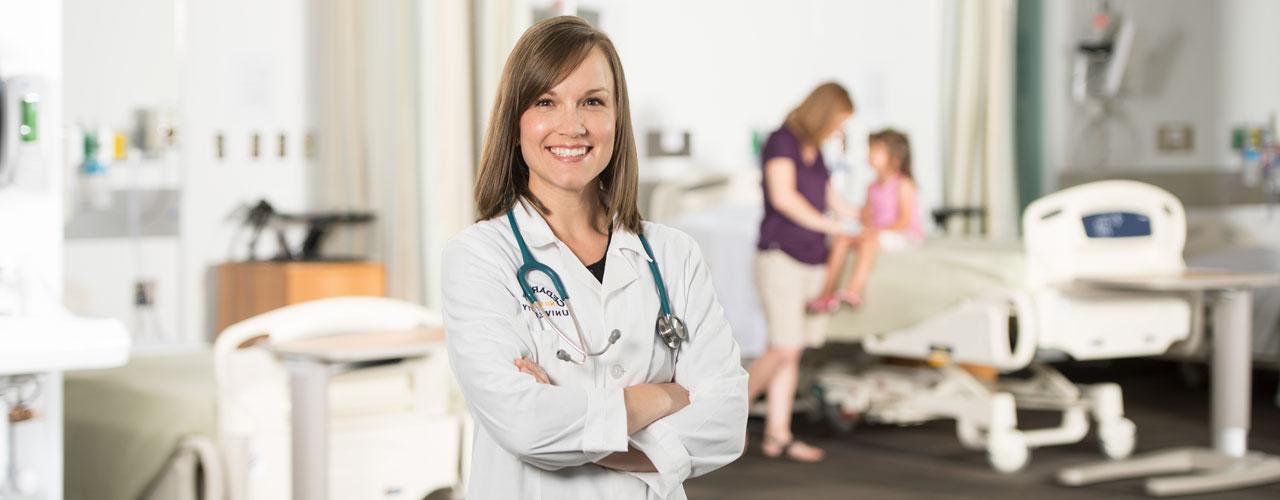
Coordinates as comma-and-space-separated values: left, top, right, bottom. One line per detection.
821, 218, 848, 237
623, 382, 689, 434
657, 382, 690, 415
515, 356, 551, 385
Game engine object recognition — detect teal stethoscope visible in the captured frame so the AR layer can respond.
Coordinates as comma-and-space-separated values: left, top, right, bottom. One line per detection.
507, 209, 688, 364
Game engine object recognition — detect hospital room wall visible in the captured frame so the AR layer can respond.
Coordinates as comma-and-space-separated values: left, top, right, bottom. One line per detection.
0, 0, 64, 308
535, 0, 948, 213
0, 2, 66, 497
1041, 0, 1280, 247
61, 0, 316, 347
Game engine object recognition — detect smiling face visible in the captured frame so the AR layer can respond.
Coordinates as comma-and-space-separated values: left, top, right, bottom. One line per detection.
867, 141, 894, 176
519, 47, 617, 203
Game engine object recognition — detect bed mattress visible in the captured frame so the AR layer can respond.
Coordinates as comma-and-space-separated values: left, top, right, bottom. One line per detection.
64, 348, 216, 500
672, 205, 1026, 353
825, 239, 1026, 342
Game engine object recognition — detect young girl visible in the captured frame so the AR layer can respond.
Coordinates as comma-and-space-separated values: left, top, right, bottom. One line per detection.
807, 129, 922, 313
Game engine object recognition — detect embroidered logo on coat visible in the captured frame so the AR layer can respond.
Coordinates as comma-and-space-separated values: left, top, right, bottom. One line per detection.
522, 285, 570, 318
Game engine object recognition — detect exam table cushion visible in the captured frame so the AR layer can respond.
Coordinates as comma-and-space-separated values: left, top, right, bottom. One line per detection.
64, 349, 216, 500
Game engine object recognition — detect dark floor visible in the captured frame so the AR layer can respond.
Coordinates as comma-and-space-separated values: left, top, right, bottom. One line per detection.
687, 360, 1280, 499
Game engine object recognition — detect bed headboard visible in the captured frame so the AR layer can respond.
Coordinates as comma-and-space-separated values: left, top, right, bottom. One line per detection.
1022, 180, 1186, 287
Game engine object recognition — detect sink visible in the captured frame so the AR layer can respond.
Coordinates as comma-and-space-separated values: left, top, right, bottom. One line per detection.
0, 316, 130, 375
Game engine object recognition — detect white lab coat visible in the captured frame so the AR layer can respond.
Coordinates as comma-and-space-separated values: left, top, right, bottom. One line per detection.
443, 201, 748, 500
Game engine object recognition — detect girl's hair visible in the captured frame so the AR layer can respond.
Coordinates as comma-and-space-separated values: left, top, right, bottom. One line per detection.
784, 82, 855, 148
473, 16, 641, 233
870, 128, 912, 180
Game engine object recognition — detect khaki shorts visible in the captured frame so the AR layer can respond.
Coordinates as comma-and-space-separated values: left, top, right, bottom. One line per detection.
754, 249, 830, 349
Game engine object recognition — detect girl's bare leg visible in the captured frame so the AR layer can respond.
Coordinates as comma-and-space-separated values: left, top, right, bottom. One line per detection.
842, 232, 880, 297
817, 235, 857, 298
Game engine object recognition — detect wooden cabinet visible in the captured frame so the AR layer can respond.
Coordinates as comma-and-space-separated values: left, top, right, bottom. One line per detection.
216, 261, 386, 334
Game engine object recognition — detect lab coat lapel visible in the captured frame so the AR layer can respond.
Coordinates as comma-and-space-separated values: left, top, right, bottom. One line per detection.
603, 229, 642, 298
512, 200, 558, 248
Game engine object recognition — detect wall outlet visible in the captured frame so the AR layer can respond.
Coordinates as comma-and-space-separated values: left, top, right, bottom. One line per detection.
133, 279, 156, 307
1157, 124, 1194, 152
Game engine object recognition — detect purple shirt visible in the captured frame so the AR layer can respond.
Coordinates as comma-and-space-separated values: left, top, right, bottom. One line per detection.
757, 126, 829, 265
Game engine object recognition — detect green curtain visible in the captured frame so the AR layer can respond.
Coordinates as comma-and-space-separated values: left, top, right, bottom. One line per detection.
1015, 0, 1044, 219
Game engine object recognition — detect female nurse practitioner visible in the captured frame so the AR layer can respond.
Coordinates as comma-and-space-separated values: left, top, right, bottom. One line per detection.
442, 16, 748, 500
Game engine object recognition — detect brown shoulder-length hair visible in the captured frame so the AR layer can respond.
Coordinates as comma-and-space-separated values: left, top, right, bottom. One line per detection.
784, 82, 855, 148
473, 16, 641, 233
870, 128, 913, 180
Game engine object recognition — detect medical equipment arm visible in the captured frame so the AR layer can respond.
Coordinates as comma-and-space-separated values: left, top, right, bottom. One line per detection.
764, 158, 844, 235
626, 230, 749, 497
443, 237, 630, 471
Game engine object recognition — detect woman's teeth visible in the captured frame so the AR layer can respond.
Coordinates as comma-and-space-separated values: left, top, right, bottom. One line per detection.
549, 146, 589, 158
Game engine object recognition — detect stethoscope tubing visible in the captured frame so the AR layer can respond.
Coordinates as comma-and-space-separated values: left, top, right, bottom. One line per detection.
506, 207, 680, 365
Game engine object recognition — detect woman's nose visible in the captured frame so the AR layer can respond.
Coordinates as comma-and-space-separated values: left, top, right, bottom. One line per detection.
556, 107, 587, 137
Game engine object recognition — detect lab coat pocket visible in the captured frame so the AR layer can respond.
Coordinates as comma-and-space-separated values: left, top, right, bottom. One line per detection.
517, 306, 584, 383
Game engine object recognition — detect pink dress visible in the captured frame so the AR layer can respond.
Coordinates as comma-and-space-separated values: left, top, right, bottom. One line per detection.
865, 174, 924, 244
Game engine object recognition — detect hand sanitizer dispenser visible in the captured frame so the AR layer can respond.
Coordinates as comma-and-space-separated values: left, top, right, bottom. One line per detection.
0, 76, 48, 189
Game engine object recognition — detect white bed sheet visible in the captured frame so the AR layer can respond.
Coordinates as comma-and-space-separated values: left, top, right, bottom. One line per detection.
671, 205, 1025, 357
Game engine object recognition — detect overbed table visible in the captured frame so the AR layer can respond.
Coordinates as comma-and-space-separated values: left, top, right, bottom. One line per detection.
269, 328, 444, 500
1058, 270, 1280, 496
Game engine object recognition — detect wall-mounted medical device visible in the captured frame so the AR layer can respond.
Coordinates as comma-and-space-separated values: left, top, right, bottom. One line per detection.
1071, 1, 1135, 103
0, 76, 48, 188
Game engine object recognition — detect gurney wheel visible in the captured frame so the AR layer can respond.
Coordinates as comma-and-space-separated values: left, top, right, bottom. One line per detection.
810, 385, 859, 435
1097, 418, 1136, 460
824, 404, 860, 436
956, 420, 985, 450
986, 431, 1029, 474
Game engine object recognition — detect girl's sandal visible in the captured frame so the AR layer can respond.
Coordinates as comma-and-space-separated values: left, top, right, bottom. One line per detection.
836, 290, 863, 310
806, 295, 840, 314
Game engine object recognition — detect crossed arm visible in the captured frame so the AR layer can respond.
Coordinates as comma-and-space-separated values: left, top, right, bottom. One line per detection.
514, 356, 689, 472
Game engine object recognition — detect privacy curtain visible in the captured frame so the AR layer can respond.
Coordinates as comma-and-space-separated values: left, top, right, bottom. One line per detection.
419, 0, 477, 310
945, 0, 1019, 239
315, 0, 424, 302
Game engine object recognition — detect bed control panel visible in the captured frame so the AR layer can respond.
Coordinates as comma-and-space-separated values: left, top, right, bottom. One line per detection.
1082, 212, 1152, 238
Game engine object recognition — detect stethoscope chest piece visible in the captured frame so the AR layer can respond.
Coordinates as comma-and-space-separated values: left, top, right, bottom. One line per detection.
656, 314, 688, 350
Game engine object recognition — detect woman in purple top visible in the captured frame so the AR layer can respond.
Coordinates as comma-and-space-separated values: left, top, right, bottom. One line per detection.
748, 82, 859, 463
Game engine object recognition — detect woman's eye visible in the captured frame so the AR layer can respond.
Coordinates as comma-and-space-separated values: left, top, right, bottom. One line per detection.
585, 97, 605, 106
534, 98, 554, 107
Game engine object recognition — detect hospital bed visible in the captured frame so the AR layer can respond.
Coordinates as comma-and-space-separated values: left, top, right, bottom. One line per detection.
661, 174, 1197, 473
64, 296, 466, 500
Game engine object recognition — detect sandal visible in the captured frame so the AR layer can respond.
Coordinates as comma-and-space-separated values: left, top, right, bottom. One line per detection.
761, 435, 826, 463
805, 295, 840, 314
836, 290, 863, 310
